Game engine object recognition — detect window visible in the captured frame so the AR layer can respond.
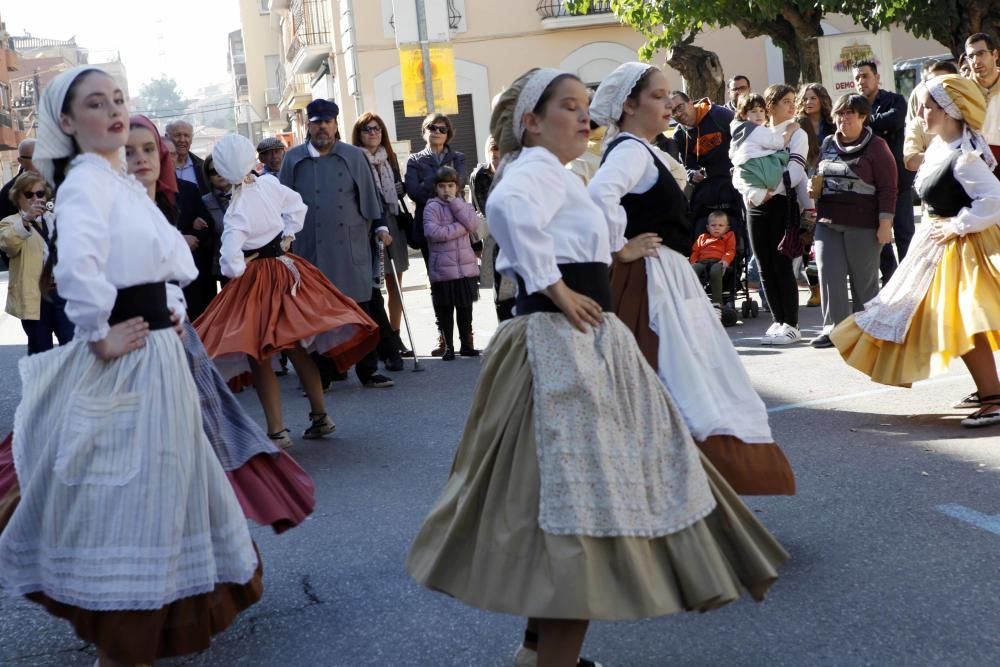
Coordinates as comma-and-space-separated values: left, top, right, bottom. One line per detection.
259, 0, 270, 14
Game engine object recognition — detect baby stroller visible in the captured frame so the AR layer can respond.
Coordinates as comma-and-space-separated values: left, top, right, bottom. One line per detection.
689, 179, 760, 326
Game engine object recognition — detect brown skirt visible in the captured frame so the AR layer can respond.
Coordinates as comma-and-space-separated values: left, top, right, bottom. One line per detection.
610, 257, 795, 496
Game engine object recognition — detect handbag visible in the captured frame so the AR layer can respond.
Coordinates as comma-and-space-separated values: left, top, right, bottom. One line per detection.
776, 171, 803, 259
397, 196, 421, 250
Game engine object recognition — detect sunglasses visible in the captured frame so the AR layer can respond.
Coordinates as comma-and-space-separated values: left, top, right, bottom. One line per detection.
24, 190, 47, 199
362, 125, 382, 134
426, 124, 448, 134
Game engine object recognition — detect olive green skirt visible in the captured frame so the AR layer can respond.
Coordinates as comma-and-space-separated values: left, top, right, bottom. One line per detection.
406, 315, 788, 620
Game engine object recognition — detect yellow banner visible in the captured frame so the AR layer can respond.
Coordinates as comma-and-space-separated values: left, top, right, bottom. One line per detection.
398, 42, 458, 117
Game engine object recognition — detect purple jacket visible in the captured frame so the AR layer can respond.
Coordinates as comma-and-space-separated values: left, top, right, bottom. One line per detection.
423, 196, 480, 283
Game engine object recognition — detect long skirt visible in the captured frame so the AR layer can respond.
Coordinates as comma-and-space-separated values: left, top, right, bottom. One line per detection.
183, 319, 314, 533
194, 253, 379, 384
0, 330, 261, 664
832, 224, 1000, 386
407, 314, 788, 620
610, 250, 796, 495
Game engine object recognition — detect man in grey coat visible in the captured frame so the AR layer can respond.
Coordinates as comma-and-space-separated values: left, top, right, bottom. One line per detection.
279, 98, 395, 388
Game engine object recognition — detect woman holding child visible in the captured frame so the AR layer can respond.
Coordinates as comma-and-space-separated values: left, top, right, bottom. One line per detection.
810, 93, 897, 349
587, 62, 795, 496
743, 84, 811, 345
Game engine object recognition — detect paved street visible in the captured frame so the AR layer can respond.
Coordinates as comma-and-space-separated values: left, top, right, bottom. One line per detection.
1, 256, 999, 667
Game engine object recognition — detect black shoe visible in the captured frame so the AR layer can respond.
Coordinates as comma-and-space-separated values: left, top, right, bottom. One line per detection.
384, 356, 404, 372
362, 373, 395, 388
394, 330, 414, 358
442, 348, 456, 361
459, 347, 480, 357
953, 391, 982, 409
811, 334, 834, 348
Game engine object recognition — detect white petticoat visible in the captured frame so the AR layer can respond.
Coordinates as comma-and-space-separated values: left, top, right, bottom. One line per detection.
0, 330, 258, 610
645, 247, 775, 444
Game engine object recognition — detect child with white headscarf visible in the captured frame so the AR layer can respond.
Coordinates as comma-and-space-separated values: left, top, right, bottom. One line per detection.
407, 67, 787, 666
194, 134, 379, 448
588, 61, 796, 496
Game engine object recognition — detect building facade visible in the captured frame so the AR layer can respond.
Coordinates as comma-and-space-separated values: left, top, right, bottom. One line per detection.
237, 1, 946, 163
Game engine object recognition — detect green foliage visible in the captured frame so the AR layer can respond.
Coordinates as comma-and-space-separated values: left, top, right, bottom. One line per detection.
137, 75, 190, 119
566, 0, 827, 58
850, 0, 1000, 56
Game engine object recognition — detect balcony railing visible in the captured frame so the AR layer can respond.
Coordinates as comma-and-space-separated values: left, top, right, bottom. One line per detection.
286, 0, 331, 63
265, 87, 281, 105
536, 0, 613, 18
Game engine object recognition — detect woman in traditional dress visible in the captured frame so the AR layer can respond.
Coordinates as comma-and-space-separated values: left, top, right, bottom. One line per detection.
193, 134, 379, 449
587, 62, 795, 496
0, 65, 261, 666
126, 114, 315, 531
407, 67, 788, 667
831, 74, 1000, 428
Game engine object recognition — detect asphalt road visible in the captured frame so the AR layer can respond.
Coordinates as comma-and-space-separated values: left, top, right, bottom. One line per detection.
1, 264, 998, 667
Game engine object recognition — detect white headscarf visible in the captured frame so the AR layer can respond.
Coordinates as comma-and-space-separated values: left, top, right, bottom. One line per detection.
512, 68, 564, 148
34, 65, 104, 186
212, 133, 258, 184
590, 62, 656, 128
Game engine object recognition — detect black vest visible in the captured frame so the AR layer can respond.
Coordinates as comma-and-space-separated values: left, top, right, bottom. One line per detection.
601, 136, 692, 255
916, 150, 973, 218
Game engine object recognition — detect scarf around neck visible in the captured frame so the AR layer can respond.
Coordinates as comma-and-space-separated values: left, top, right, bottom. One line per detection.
365, 146, 398, 214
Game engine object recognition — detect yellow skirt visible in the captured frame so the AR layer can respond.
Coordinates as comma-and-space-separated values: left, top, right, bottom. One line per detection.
831, 225, 1000, 387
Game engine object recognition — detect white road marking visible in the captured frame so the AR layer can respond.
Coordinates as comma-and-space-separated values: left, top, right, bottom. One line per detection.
936, 503, 1000, 536
766, 376, 967, 414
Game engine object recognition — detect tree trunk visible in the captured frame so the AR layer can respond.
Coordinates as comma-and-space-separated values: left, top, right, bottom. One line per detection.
666, 41, 726, 104
941, 2, 1000, 57
795, 33, 822, 84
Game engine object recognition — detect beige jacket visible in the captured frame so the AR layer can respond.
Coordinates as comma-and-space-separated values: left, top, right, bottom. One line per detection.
0, 212, 48, 320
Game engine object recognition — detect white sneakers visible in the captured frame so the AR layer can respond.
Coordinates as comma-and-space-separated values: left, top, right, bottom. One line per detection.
760, 322, 782, 344
761, 322, 802, 345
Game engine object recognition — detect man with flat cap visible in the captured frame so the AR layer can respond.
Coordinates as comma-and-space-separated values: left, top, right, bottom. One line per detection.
257, 136, 286, 177
279, 98, 396, 389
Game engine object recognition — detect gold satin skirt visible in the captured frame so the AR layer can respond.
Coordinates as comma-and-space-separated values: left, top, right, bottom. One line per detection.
832, 225, 1000, 387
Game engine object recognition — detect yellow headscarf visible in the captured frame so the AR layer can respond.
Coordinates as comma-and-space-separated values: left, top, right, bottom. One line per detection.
927, 74, 986, 131
926, 74, 996, 169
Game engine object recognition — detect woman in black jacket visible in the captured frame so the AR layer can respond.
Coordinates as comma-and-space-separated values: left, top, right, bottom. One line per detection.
404, 113, 468, 355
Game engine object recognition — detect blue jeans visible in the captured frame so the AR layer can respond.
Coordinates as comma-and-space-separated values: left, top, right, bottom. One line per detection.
21, 293, 74, 355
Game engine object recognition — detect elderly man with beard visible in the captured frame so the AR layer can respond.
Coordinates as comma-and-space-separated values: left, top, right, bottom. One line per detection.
279, 99, 396, 389
167, 120, 209, 194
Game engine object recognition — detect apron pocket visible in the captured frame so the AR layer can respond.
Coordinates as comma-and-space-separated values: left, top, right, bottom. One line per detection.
55, 392, 143, 487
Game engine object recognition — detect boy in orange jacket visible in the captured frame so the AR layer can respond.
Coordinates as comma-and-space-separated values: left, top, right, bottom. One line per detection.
690, 210, 737, 307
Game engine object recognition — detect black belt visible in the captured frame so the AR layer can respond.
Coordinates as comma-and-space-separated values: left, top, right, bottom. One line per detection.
109, 282, 173, 331
245, 233, 285, 259
515, 262, 612, 316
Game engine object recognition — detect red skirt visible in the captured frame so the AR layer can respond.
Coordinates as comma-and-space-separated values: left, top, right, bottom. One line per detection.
226, 453, 314, 534
194, 253, 379, 384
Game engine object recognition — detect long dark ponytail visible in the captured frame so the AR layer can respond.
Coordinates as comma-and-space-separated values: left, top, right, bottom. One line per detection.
39, 73, 92, 299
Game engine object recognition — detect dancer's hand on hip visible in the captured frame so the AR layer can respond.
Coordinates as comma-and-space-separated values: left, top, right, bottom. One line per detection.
90, 317, 150, 361
543, 280, 603, 333
616, 232, 661, 264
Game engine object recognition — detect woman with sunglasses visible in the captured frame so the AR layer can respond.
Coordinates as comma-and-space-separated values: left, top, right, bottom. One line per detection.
352, 113, 412, 360
0, 172, 74, 354
404, 114, 467, 355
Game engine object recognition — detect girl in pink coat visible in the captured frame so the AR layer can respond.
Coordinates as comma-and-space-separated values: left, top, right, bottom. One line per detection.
423, 166, 480, 360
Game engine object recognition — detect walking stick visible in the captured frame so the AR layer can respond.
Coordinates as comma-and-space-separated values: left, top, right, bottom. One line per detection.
386, 255, 424, 372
